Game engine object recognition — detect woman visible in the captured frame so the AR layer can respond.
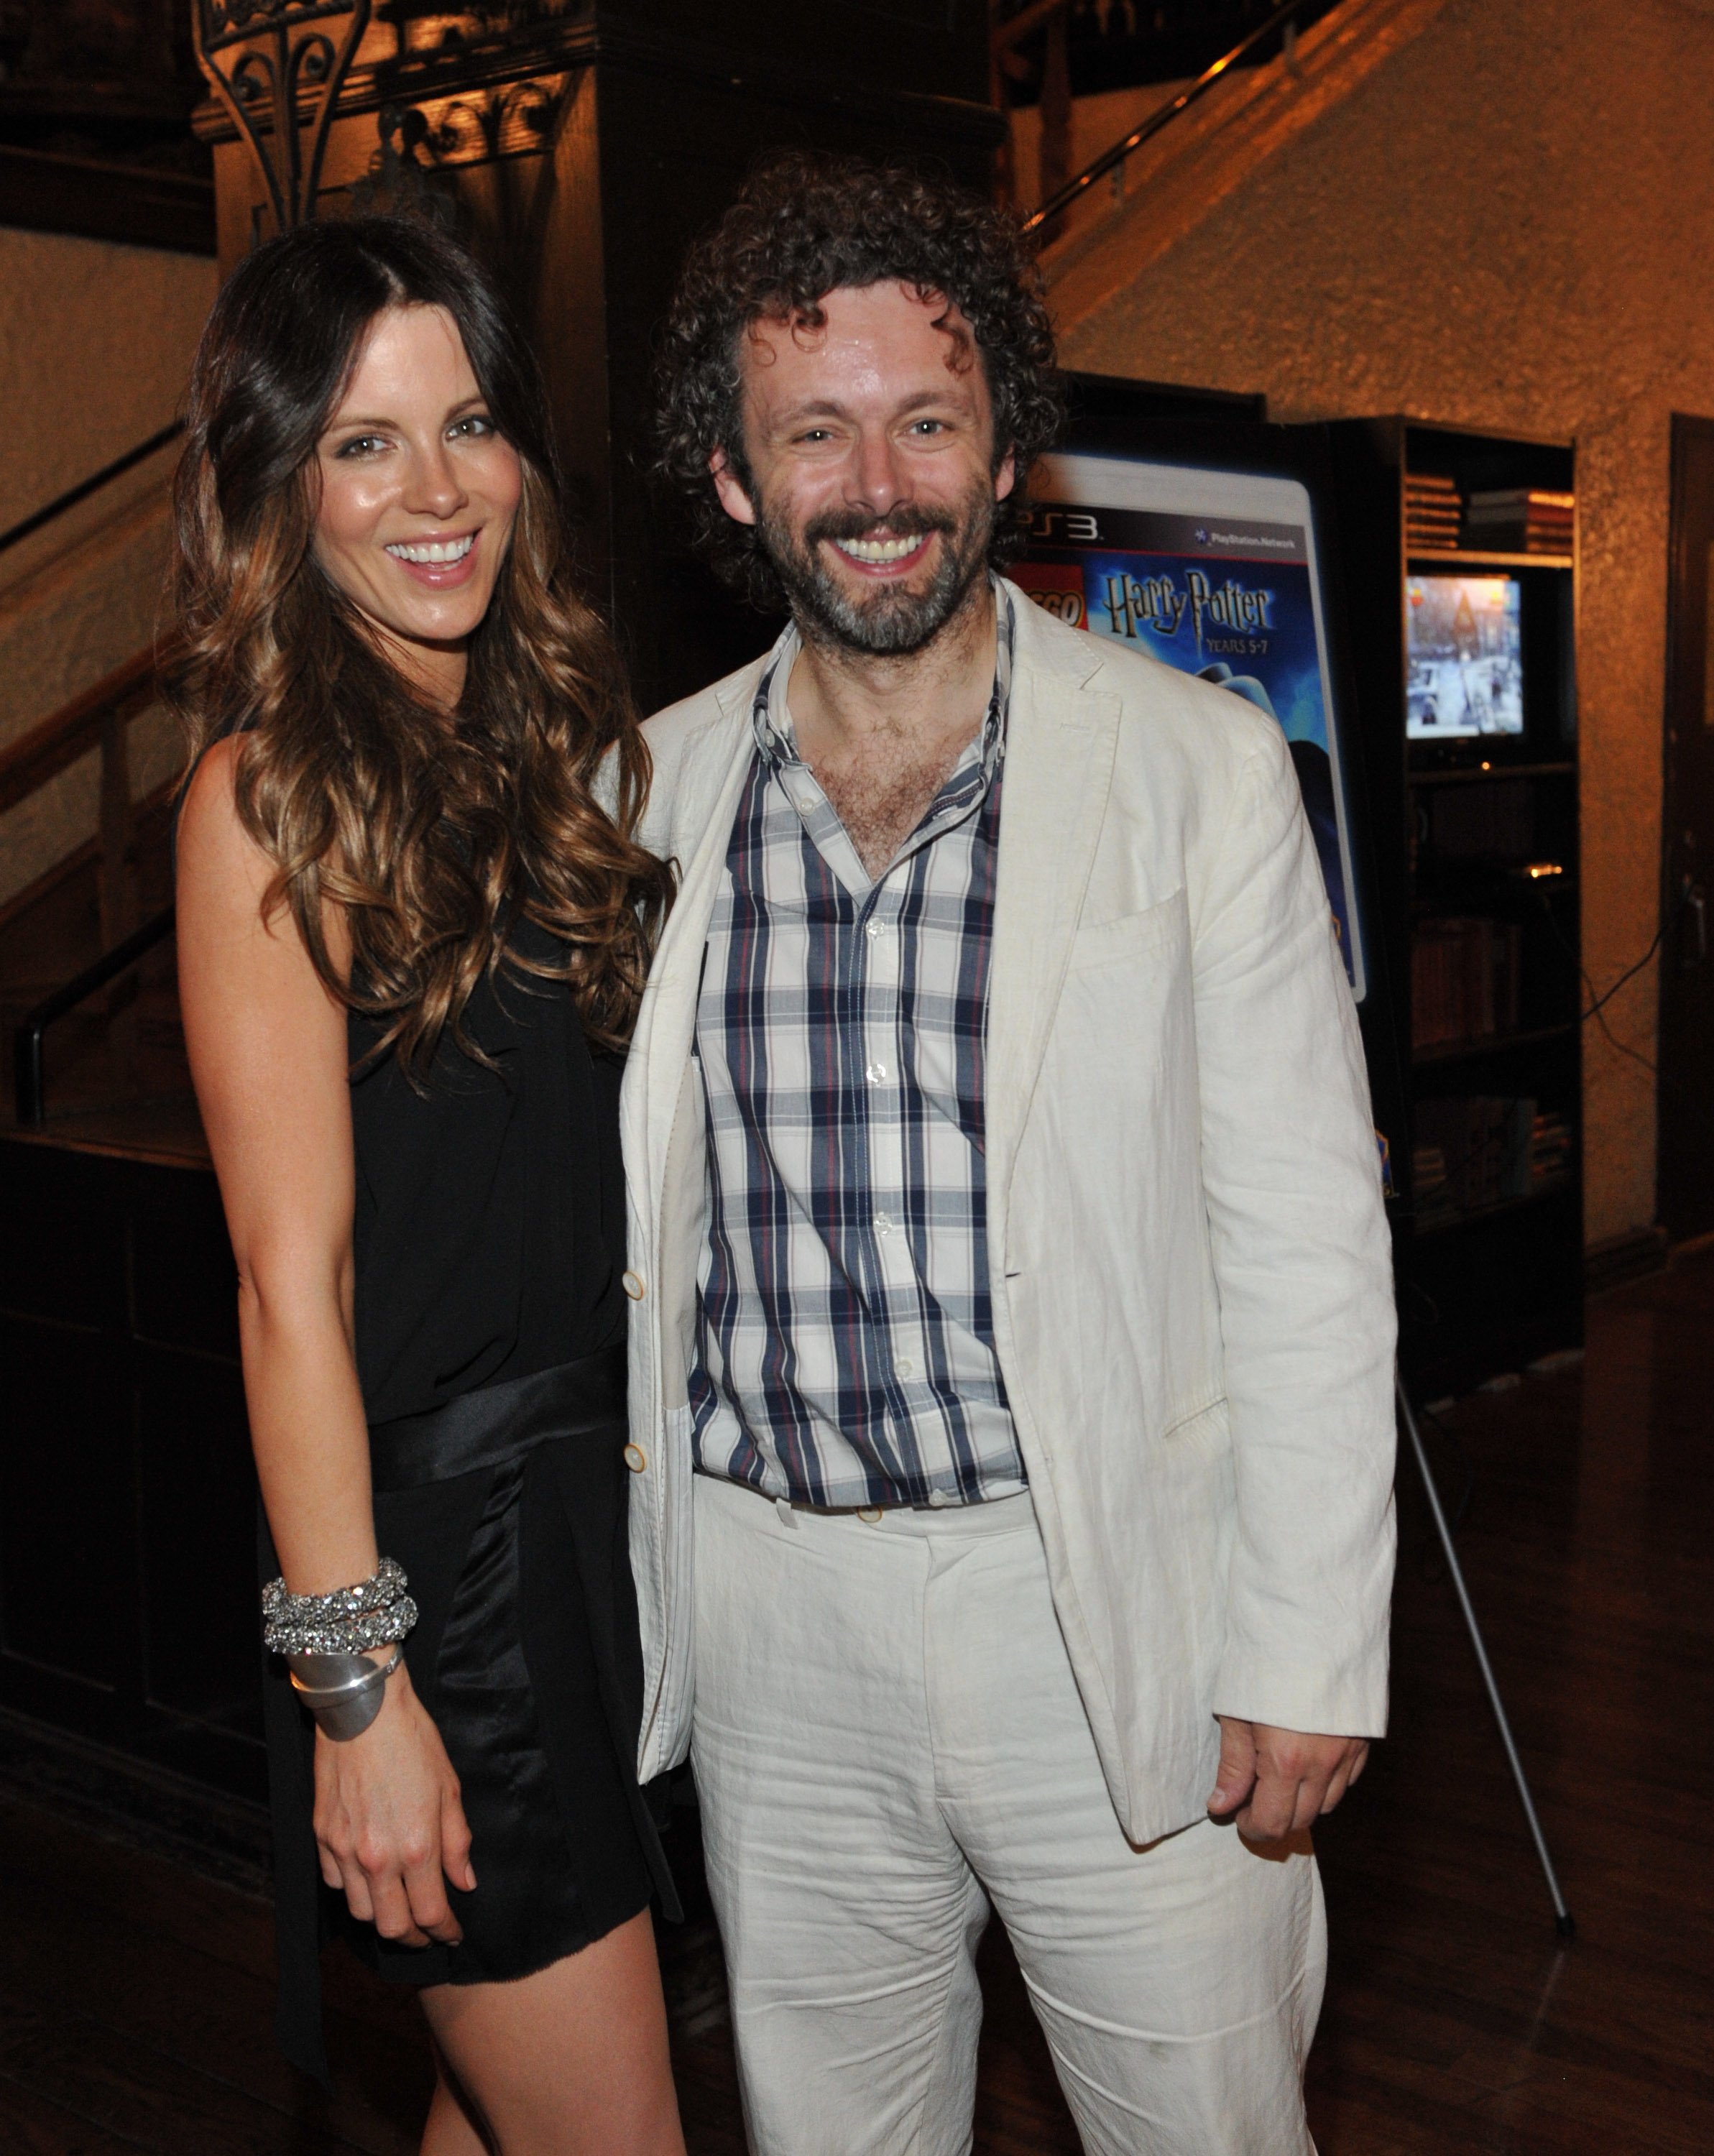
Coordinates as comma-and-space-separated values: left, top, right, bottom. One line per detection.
171, 216, 682, 2154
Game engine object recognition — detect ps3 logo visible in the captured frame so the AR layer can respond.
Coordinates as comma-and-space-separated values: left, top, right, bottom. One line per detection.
1030, 508, 1102, 543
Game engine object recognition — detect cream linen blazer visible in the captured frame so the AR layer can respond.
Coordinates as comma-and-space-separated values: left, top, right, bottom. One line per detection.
619, 589, 1397, 1848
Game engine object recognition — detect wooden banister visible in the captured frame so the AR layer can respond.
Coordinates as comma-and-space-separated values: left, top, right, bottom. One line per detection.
0, 419, 185, 563
0, 650, 160, 821
991, 0, 1079, 222
991, 0, 1074, 59
991, 0, 1327, 230
0, 646, 165, 947
1018, 0, 1321, 236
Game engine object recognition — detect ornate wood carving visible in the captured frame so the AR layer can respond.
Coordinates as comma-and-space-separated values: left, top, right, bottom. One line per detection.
190, 0, 372, 231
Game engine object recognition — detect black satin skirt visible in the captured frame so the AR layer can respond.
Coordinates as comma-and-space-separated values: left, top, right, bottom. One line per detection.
262, 1348, 678, 2086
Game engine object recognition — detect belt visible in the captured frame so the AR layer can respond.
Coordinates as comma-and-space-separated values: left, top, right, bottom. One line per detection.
368, 1345, 627, 1493
695, 1466, 1033, 1530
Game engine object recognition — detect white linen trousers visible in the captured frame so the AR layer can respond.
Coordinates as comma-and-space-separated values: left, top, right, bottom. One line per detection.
691, 1472, 1325, 2156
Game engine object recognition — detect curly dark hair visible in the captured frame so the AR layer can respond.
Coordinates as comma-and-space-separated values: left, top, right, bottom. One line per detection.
655, 151, 1064, 612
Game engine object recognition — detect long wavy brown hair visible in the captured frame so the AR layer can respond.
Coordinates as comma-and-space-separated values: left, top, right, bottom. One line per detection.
168, 215, 672, 1072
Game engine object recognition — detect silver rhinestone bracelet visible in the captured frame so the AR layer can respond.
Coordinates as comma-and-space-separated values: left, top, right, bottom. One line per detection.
262, 1557, 418, 1659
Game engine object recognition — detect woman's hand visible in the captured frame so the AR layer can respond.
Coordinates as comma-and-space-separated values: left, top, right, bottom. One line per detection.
312, 1659, 477, 1947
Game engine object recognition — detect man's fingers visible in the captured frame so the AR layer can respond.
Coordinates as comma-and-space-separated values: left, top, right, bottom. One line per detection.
1289, 1777, 1326, 1835
1238, 1776, 1301, 1842
1227, 1729, 1375, 1840
1208, 1716, 1259, 1816
1320, 1743, 1366, 1814
1317, 1741, 1370, 1818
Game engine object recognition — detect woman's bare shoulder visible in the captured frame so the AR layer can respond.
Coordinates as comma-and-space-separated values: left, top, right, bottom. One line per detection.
176, 735, 277, 923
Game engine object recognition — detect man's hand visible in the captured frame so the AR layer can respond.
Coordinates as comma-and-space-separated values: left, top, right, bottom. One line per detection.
1207, 1718, 1369, 1842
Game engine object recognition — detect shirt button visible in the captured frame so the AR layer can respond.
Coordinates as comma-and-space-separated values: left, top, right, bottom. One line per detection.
926, 1489, 954, 1508
865, 919, 885, 941
622, 1270, 645, 1301
875, 1212, 893, 1236
624, 1443, 647, 1473
897, 1356, 916, 1378
865, 1061, 888, 1084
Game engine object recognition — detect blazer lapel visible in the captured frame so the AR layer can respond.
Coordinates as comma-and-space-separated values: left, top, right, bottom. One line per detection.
626, 677, 760, 1196
986, 608, 1120, 1215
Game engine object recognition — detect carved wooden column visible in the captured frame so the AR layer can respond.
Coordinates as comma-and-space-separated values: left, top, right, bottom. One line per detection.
192, 2, 1003, 706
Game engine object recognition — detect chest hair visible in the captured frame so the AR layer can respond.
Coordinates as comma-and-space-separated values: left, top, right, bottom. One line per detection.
814, 733, 967, 882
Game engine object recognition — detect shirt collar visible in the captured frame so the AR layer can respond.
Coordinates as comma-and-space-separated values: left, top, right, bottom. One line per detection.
752, 575, 1015, 789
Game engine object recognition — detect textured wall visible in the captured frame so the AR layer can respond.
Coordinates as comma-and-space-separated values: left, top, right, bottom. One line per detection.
1055, 0, 1714, 1250
0, 226, 213, 911
0, 493, 178, 911
0, 225, 213, 537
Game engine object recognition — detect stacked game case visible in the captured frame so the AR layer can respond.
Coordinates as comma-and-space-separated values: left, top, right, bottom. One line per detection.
1412, 1095, 1572, 1223
1465, 488, 1575, 555
1411, 916, 1523, 1049
1404, 471, 1462, 552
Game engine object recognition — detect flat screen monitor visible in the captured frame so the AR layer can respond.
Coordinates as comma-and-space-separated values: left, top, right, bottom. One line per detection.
1013, 452, 1367, 1003
1404, 574, 1524, 739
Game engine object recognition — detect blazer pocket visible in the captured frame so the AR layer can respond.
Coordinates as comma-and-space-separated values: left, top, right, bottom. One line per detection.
1068, 887, 1187, 974
1160, 1392, 1229, 1446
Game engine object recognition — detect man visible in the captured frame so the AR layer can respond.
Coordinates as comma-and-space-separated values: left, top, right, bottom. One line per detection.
619, 152, 1396, 2155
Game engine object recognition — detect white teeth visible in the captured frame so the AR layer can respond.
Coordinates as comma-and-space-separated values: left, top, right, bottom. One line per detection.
833, 533, 925, 564
385, 534, 475, 565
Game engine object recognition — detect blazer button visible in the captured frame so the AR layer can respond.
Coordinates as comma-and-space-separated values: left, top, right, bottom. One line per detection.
622, 1270, 646, 1301
624, 1443, 647, 1473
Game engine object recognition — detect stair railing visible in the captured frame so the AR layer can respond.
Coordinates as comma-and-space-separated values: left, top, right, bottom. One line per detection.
0, 648, 165, 951
1, 643, 181, 1127
14, 904, 177, 1128
0, 420, 185, 564
993, 0, 1327, 239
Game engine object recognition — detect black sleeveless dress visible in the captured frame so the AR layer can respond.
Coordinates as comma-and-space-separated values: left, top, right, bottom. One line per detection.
262, 922, 676, 2085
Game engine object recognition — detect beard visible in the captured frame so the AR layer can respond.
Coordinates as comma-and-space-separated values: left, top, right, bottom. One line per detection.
755, 476, 997, 657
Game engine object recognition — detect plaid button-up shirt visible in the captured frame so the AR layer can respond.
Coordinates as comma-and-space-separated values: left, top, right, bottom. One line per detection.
688, 584, 1027, 1508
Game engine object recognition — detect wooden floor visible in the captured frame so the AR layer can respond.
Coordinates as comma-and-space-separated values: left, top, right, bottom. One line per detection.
4, 1253, 1711, 2153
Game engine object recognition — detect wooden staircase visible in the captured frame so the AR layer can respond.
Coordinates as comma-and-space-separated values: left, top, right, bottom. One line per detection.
0, 655, 258, 1807
0, 653, 202, 1156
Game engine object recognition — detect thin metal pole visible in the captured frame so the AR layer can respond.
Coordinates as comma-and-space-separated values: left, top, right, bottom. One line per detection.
1397, 1371, 1576, 1940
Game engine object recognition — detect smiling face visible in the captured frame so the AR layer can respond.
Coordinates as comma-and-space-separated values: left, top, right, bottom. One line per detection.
711, 280, 1014, 657
311, 303, 522, 702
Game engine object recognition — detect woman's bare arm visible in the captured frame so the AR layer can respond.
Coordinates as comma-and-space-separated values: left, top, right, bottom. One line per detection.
177, 740, 473, 1943
177, 737, 374, 1593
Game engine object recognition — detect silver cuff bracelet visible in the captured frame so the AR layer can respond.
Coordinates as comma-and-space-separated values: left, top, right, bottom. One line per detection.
287, 1646, 402, 1741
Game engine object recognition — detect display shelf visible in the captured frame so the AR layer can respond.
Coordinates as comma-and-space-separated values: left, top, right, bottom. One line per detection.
1408, 548, 1575, 572
1328, 416, 1582, 1398
1411, 1021, 1577, 1067
1415, 1180, 1576, 1237
1411, 761, 1575, 786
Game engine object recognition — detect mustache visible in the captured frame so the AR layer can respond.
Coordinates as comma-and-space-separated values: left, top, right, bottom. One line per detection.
801, 503, 957, 547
